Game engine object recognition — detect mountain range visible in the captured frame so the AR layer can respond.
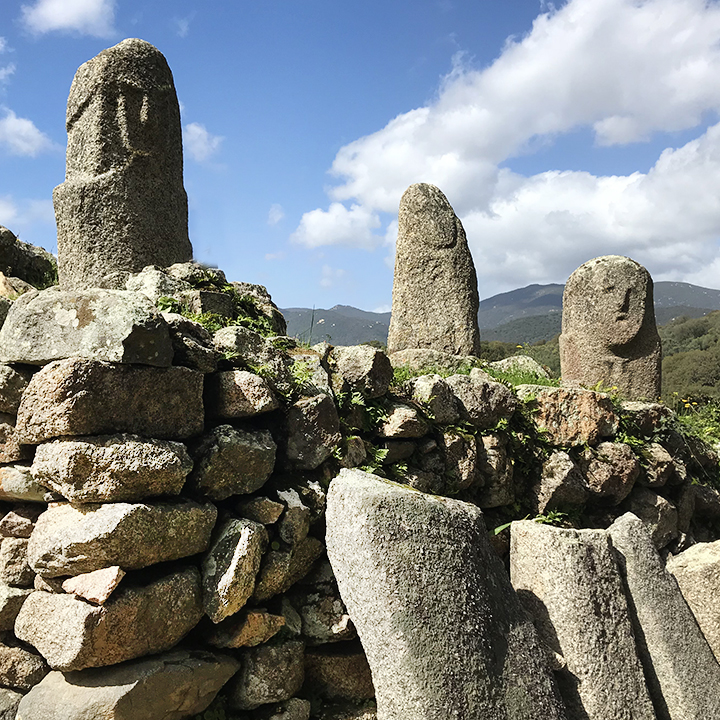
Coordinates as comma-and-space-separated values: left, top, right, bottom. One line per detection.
282, 281, 720, 346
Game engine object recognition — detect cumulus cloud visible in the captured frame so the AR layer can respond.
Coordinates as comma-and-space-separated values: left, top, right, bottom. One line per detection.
21, 0, 117, 37
267, 203, 285, 226
173, 15, 193, 38
294, 0, 720, 293
183, 123, 223, 162
0, 110, 54, 156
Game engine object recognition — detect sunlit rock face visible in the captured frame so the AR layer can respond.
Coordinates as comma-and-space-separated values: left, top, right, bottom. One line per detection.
559, 255, 661, 401
54, 38, 192, 290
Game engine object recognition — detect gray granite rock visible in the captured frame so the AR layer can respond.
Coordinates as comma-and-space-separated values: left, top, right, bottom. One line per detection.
0, 538, 33, 587
286, 394, 341, 470
189, 425, 276, 500
0, 288, 172, 366
28, 500, 216, 577
206, 370, 279, 418
474, 432, 514, 508
510, 520, 655, 720
227, 640, 305, 711
304, 647, 374, 701
0, 643, 48, 691
0, 688, 21, 720
579, 441, 640, 504
31, 434, 192, 503
330, 346, 393, 400
608, 513, 720, 719
202, 517, 268, 623
15, 650, 239, 720
403, 373, 459, 424
621, 486, 678, 548
445, 373, 517, 429
16, 358, 204, 443
15, 567, 203, 670
0, 225, 56, 289
0, 364, 30, 414
208, 609, 286, 649
54, 39, 192, 290
0, 583, 32, 630
560, 256, 661, 400
0, 414, 30, 464
0, 464, 56, 503
533, 451, 590, 513
327, 469, 566, 720
387, 183, 481, 356
488, 354, 550, 379
376, 402, 429, 438
161, 311, 220, 373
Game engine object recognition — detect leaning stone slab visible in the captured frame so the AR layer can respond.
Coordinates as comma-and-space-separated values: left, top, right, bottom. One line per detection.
510, 521, 654, 720
15, 567, 203, 670
515, 385, 619, 446
202, 517, 268, 623
16, 358, 203, 443
327, 469, 566, 720
189, 425, 276, 501
54, 39, 192, 290
608, 513, 720, 719
15, 649, 239, 720
31, 434, 192, 503
28, 500, 217, 578
666, 540, 720, 663
0, 288, 172, 366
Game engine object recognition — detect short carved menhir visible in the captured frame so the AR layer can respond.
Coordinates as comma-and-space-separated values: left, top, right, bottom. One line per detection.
54, 38, 193, 290
559, 255, 661, 401
387, 183, 481, 356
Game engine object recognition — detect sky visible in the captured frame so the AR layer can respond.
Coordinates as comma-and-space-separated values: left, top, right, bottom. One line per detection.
3, 0, 720, 312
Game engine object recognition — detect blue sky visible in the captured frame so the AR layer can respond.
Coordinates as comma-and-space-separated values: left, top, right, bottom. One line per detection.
3, 0, 720, 312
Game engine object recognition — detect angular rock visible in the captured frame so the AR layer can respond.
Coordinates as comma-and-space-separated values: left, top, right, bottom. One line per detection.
474, 433, 514, 508
0, 464, 55, 503
189, 425, 276, 501
277, 488, 311, 546
255, 698, 311, 720
510, 520, 655, 720
638, 442, 674, 487
227, 640, 305, 711
0, 364, 30, 414
620, 401, 674, 437
388, 348, 477, 374
338, 435, 368, 469
55, 39, 192, 290
0, 288, 172, 366
15, 650, 239, 720
0, 506, 41, 538
208, 609, 286, 648
444, 373, 517, 429
488, 354, 550, 379
387, 183, 481, 356
202, 518, 267, 623
15, 567, 203, 670
331, 346, 392, 400
560, 256, 661, 400
376, 402, 429, 439
0, 688, 21, 720
289, 584, 355, 646
253, 536, 324, 603
608, 513, 720, 719
286, 394, 341, 470
0, 643, 48, 691
161, 311, 220, 373
516, 385, 619, 446
621, 486, 678, 548
403, 373, 459, 424
206, 370, 279, 418
305, 646, 374, 700
327, 469, 566, 720
16, 359, 204, 443
230, 281, 287, 336
436, 431, 479, 493
533, 451, 590, 514
666, 540, 720, 662
125, 266, 192, 303
0, 415, 29, 464
0, 225, 56, 289
28, 500, 217, 578
237, 496, 284, 525
61, 566, 125, 605
31, 434, 192, 503
166, 261, 227, 286
0, 538, 33, 587
179, 288, 234, 317
579, 441, 640, 504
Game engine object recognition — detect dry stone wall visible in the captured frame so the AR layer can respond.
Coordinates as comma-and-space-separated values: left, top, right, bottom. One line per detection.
0, 257, 717, 719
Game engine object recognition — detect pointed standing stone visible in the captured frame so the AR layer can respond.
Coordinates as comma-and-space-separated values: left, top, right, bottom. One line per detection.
387, 184, 481, 356
54, 39, 192, 289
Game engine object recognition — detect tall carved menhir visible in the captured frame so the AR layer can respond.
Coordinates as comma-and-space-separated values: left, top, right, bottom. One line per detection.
388, 183, 481, 356
54, 38, 193, 290
559, 255, 661, 400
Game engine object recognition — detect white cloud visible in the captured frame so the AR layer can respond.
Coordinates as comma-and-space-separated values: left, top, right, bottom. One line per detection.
294, 0, 720, 293
0, 109, 53, 156
292, 202, 381, 249
21, 0, 117, 37
267, 203, 285, 226
183, 122, 223, 163
373, 304, 391, 313
174, 15, 192, 38
265, 251, 286, 261
0, 65, 15, 84
0, 196, 18, 228
320, 264, 346, 289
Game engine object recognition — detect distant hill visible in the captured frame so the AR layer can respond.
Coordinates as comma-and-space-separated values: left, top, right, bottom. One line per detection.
282, 281, 720, 346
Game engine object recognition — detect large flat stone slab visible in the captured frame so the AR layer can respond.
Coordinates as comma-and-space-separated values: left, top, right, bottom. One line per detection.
326, 469, 566, 720
608, 513, 720, 719
31, 434, 192, 503
510, 520, 654, 720
16, 359, 203, 443
28, 500, 216, 577
15, 568, 203, 670
0, 288, 172, 366
15, 650, 238, 720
